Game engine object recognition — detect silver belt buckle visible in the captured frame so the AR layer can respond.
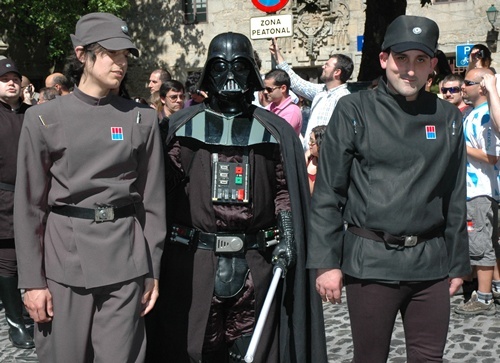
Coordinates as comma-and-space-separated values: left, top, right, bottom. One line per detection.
95, 206, 115, 222
404, 236, 418, 247
215, 236, 244, 253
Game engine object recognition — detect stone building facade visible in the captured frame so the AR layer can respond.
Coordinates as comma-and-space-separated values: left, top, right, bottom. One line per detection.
124, 0, 499, 98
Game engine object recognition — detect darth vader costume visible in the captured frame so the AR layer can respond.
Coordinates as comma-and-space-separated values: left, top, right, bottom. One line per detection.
146, 32, 327, 363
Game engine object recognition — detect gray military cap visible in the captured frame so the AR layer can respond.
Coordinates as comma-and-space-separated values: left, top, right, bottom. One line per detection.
381, 15, 439, 57
70, 12, 139, 57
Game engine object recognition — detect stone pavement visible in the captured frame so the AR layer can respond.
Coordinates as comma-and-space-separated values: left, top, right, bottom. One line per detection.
324, 291, 500, 363
0, 291, 499, 362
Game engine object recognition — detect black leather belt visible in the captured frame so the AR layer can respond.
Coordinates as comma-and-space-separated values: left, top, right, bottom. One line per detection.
347, 225, 443, 247
198, 231, 261, 252
170, 224, 279, 253
0, 182, 15, 192
51, 204, 136, 222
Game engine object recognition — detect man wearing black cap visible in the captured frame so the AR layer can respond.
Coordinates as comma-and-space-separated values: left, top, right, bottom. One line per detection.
14, 13, 165, 363
0, 58, 35, 350
308, 15, 470, 362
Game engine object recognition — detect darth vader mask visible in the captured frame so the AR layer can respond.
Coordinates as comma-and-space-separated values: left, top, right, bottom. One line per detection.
199, 32, 264, 112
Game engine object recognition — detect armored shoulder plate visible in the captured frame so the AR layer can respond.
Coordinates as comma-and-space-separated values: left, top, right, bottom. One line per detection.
175, 109, 277, 146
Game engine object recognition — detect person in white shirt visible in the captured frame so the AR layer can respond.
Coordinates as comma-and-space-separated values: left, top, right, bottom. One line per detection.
269, 38, 353, 150
455, 67, 500, 316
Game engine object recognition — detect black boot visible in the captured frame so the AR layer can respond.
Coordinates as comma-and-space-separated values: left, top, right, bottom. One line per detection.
0, 276, 35, 349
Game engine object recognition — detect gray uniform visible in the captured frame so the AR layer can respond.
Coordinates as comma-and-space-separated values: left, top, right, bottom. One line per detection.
14, 87, 166, 362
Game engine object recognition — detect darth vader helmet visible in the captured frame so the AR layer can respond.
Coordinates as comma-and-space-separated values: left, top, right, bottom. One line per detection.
199, 32, 264, 109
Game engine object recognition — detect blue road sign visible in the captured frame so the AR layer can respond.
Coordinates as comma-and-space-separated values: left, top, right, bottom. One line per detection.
456, 44, 472, 67
357, 35, 364, 52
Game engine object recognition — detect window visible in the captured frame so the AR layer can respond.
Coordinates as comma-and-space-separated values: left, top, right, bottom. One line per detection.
184, 0, 207, 24
434, 0, 466, 3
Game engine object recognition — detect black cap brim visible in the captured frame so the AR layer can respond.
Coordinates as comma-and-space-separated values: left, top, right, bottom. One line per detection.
391, 42, 435, 57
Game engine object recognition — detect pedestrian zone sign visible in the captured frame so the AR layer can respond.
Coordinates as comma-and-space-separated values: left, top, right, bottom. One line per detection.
456, 44, 472, 67
250, 14, 293, 39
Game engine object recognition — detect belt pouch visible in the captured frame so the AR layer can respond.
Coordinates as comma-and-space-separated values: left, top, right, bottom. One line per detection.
214, 255, 249, 298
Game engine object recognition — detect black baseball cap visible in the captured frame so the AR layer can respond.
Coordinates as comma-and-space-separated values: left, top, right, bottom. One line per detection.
381, 15, 439, 57
70, 12, 139, 57
0, 58, 21, 78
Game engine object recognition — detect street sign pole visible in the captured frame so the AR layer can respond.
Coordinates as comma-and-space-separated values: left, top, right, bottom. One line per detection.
251, 0, 291, 70
250, 0, 291, 69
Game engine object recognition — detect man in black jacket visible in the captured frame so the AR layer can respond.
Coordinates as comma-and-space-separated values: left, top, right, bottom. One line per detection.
309, 16, 471, 363
0, 58, 34, 349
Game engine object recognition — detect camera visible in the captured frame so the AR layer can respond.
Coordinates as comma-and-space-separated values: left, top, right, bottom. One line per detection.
472, 50, 484, 60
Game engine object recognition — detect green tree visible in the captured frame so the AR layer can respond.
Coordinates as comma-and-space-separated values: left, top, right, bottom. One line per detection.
0, 0, 130, 69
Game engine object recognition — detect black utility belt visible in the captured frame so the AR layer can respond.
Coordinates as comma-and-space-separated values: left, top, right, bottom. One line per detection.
347, 225, 443, 247
0, 182, 15, 192
170, 224, 279, 253
50, 204, 136, 223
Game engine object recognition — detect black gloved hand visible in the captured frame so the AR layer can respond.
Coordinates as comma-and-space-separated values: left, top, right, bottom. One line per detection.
272, 210, 296, 276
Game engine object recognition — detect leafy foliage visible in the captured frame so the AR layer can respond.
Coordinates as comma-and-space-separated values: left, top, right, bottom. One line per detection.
0, 0, 131, 63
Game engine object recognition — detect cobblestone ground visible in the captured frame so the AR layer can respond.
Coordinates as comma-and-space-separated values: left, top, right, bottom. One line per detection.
0, 303, 37, 363
0, 292, 499, 362
324, 291, 500, 363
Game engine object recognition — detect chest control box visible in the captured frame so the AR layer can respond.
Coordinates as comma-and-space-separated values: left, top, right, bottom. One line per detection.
211, 155, 249, 204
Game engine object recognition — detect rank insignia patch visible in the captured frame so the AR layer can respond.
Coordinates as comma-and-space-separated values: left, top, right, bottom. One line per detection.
111, 127, 124, 140
425, 125, 436, 139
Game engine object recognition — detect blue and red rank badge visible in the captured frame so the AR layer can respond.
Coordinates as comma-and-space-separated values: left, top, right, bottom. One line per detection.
111, 127, 124, 140
425, 125, 436, 140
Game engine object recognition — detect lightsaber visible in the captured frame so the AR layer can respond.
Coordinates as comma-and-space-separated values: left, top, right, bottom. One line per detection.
244, 267, 282, 363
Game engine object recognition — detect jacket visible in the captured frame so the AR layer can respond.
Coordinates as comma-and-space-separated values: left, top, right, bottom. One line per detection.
307, 78, 471, 281
14, 88, 166, 289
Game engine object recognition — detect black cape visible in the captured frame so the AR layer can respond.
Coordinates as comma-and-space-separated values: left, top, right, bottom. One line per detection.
151, 102, 327, 363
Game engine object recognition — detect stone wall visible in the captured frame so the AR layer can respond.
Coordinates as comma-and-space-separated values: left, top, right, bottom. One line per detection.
125, 0, 499, 98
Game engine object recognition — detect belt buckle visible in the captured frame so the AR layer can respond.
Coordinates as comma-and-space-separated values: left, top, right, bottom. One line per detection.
170, 225, 196, 246
95, 206, 115, 222
215, 236, 244, 253
404, 235, 418, 247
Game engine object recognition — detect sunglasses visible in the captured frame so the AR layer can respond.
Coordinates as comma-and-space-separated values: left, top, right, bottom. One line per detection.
167, 94, 185, 101
463, 80, 481, 86
440, 86, 461, 94
264, 86, 280, 93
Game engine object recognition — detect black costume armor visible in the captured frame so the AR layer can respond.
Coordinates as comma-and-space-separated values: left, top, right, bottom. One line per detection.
146, 33, 327, 363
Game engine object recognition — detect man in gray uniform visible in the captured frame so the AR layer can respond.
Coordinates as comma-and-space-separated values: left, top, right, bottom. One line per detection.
309, 16, 471, 362
14, 13, 166, 363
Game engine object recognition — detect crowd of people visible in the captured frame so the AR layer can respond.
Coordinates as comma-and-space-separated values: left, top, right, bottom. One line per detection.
0, 10, 500, 363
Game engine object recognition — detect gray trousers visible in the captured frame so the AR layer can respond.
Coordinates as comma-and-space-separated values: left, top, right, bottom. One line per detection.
35, 277, 146, 363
